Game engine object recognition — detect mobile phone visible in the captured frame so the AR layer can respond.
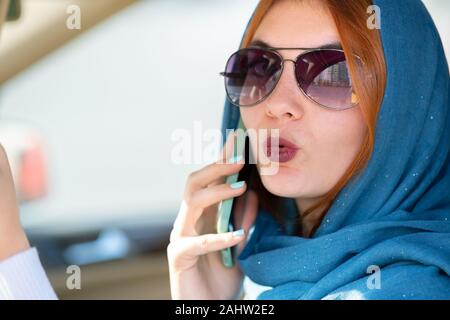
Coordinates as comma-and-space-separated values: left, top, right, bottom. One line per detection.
217, 116, 250, 268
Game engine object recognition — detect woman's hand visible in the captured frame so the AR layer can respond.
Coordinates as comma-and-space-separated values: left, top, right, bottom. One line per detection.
167, 132, 258, 300
0, 144, 30, 261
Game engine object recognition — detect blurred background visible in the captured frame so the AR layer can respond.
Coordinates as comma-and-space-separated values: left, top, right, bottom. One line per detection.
0, 0, 448, 299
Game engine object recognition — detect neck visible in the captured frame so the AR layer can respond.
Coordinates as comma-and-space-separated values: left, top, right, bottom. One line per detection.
295, 197, 328, 237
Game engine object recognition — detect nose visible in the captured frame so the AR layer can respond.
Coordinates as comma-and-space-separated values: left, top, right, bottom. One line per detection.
264, 59, 305, 121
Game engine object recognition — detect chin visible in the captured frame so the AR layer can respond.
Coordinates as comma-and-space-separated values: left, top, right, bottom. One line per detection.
258, 165, 304, 198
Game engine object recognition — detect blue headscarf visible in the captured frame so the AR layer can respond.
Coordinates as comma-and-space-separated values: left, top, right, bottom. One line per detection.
221, 0, 450, 299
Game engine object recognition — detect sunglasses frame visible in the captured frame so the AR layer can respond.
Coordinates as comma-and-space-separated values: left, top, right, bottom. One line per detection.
220, 46, 363, 110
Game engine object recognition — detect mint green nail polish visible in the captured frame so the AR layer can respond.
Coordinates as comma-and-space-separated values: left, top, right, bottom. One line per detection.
230, 181, 245, 189
232, 229, 245, 237
228, 155, 243, 164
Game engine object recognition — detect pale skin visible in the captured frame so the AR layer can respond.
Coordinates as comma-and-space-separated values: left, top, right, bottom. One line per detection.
168, 0, 367, 299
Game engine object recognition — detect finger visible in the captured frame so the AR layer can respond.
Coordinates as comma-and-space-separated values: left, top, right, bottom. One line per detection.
170, 198, 206, 239
207, 130, 239, 188
172, 179, 246, 238
175, 230, 246, 257
188, 181, 247, 215
180, 181, 247, 235
186, 157, 245, 192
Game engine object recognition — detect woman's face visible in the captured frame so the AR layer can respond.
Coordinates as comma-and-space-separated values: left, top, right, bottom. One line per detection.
240, 0, 367, 212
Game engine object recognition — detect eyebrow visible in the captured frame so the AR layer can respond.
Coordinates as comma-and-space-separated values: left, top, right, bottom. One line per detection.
248, 39, 343, 50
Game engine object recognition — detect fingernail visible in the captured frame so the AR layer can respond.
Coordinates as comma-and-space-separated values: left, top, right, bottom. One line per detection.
228, 155, 243, 164
230, 181, 245, 189
232, 229, 245, 237
225, 130, 236, 142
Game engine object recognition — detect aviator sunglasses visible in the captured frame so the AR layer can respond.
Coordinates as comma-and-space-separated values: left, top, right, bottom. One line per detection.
220, 44, 362, 110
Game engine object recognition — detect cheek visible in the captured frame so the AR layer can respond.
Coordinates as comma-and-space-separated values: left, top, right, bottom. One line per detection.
310, 108, 367, 185
240, 107, 265, 152
240, 105, 366, 198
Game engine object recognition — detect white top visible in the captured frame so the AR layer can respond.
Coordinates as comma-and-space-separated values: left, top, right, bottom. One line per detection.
242, 275, 272, 300
0, 247, 57, 300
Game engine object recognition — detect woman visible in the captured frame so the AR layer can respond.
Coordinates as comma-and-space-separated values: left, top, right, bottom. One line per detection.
167, 0, 450, 299
0, 0, 449, 300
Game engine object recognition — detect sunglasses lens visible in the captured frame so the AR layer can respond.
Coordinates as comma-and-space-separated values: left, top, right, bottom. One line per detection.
296, 50, 356, 109
223, 48, 282, 106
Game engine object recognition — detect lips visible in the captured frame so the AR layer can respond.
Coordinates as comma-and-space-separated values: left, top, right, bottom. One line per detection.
264, 135, 300, 163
